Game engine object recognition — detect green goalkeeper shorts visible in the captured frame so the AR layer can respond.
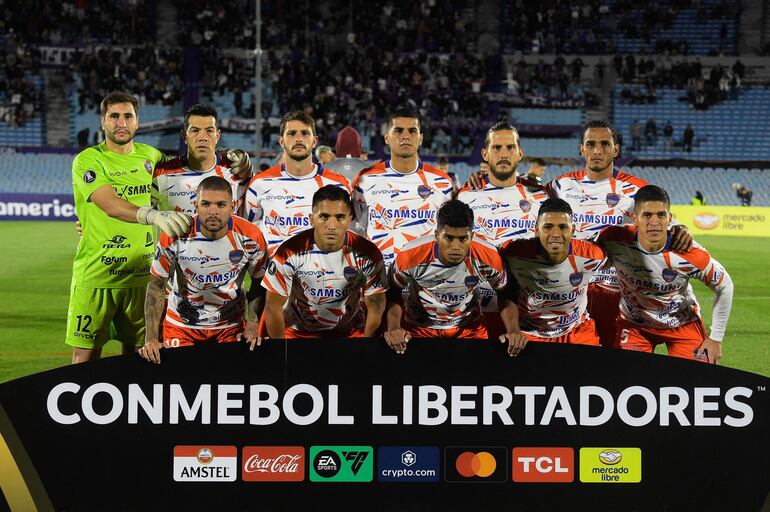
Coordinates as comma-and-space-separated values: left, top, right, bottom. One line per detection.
65, 283, 146, 349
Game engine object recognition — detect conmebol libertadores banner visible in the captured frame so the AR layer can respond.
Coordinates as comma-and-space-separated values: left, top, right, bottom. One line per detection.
1, 340, 768, 511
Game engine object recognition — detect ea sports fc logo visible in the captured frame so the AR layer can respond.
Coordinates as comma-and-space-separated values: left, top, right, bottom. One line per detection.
456, 451, 497, 477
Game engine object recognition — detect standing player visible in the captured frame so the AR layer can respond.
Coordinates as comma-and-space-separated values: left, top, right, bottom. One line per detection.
153, 104, 252, 215
499, 198, 606, 347
259, 186, 387, 340
139, 177, 268, 363
546, 120, 691, 347
67, 92, 193, 363
597, 185, 733, 363
457, 121, 546, 338
352, 106, 454, 268
384, 200, 527, 357
244, 111, 350, 255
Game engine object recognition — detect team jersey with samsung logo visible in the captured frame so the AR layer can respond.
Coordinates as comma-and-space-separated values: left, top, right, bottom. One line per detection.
262, 229, 387, 333
390, 236, 507, 329
151, 215, 267, 330
457, 177, 546, 313
244, 164, 351, 255
352, 160, 453, 266
153, 154, 249, 215
596, 225, 733, 340
546, 168, 649, 290
499, 238, 607, 338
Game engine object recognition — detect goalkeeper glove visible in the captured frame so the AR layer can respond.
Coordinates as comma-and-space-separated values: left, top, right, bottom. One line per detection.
136, 207, 192, 238
224, 148, 252, 178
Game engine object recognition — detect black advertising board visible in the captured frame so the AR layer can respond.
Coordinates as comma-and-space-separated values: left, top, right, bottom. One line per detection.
0, 339, 769, 511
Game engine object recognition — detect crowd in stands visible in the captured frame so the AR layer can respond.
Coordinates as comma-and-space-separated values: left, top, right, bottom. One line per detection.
503, 0, 737, 55
68, 47, 185, 115
1, 0, 154, 45
0, 33, 42, 127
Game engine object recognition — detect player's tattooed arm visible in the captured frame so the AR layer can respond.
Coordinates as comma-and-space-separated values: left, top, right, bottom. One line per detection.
383, 284, 410, 354
241, 281, 266, 350
140, 277, 167, 364
363, 292, 386, 337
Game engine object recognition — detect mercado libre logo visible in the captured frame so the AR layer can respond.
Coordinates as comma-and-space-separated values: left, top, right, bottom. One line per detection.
444, 446, 507, 483
579, 448, 642, 483
309, 446, 373, 482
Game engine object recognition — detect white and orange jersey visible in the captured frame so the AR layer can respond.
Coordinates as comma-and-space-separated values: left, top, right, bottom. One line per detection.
244, 163, 350, 255
153, 154, 249, 215
546, 167, 649, 290
457, 177, 546, 245
262, 229, 387, 333
499, 238, 607, 338
352, 160, 454, 266
456, 177, 546, 313
390, 236, 507, 329
151, 215, 268, 330
597, 225, 733, 340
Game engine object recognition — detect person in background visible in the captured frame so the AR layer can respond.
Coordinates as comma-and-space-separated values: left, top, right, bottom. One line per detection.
315, 145, 335, 165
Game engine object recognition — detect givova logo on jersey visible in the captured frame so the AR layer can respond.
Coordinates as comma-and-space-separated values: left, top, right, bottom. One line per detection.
309, 446, 373, 482
173, 446, 237, 482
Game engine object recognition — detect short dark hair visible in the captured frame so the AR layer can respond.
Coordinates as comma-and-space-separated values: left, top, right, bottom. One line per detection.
312, 185, 352, 213
196, 176, 233, 198
387, 106, 421, 132
582, 120, 618, 145
184, 104, 219, 131
531, 158, 546, 167
633, 185, 670, 211
280, 110, 316, 137
537, 198, 573, 220
436, 200, 474, 231
484, 121, 520, 148
100, 91, 138, 117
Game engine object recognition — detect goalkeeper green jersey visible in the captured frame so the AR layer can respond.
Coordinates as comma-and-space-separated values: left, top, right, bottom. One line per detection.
71, 142, 164, 288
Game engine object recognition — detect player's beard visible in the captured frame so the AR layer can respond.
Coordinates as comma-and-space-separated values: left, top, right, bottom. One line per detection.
202, 216, 227, 234
489, 160, 518, 182
286, 146, 312, 162
106, 127, 136, 146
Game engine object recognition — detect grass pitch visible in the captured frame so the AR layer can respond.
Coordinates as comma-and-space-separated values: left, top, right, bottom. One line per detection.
1, 222, 768, 382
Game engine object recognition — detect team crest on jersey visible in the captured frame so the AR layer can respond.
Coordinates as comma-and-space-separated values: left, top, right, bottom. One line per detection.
343, 266, 359, 281
83, 170, 97, 184
229, 250, 244, 264
662, 268, 677, 283
144, 160, 153, 174
606, 193, 620, 207
417, 185, 433, 199
464, 275, 480, 288
569, 272, 583, 286
519, 199, 531, 213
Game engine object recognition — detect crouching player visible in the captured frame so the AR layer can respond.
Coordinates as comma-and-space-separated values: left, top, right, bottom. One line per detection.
258, 185, 387, 341
499, 198, 607, 347
139, 176, 268, 363
597, 185, 733, 363
384, 200, 527, 356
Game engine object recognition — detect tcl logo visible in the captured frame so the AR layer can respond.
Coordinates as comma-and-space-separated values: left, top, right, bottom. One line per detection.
512, 448, 574, 483
242, 446, 304, 482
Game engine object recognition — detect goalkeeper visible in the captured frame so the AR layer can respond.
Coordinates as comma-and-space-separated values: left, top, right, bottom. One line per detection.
66, 92, 249, 363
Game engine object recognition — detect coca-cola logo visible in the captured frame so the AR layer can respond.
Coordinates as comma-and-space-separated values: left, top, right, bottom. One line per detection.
244, 453, 301, 473
241, 446, 305, 482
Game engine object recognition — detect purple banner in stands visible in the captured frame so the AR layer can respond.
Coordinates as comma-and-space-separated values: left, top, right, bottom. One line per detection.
0, 193, 76, 221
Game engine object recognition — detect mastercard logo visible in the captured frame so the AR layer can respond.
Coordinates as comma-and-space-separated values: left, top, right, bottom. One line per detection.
693, 213, 720, 230
455, 451, 497, 477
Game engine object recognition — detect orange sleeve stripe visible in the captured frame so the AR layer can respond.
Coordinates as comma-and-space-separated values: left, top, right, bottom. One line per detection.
152, 158, 184, 177
572, 239, 606, 260
616, 171, 650, 188
351, 162, 386, 189
678, 246, 712, 271
471, 241, 505, 272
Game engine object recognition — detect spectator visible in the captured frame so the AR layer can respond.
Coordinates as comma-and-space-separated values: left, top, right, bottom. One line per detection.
630, 119, 643, 151
315, 145, 335, 165
683, 124, 694, 152
645, 118, 657, 146
691, 191, 706, 205
663, 120, 674, 151
733, 183, 753, 206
